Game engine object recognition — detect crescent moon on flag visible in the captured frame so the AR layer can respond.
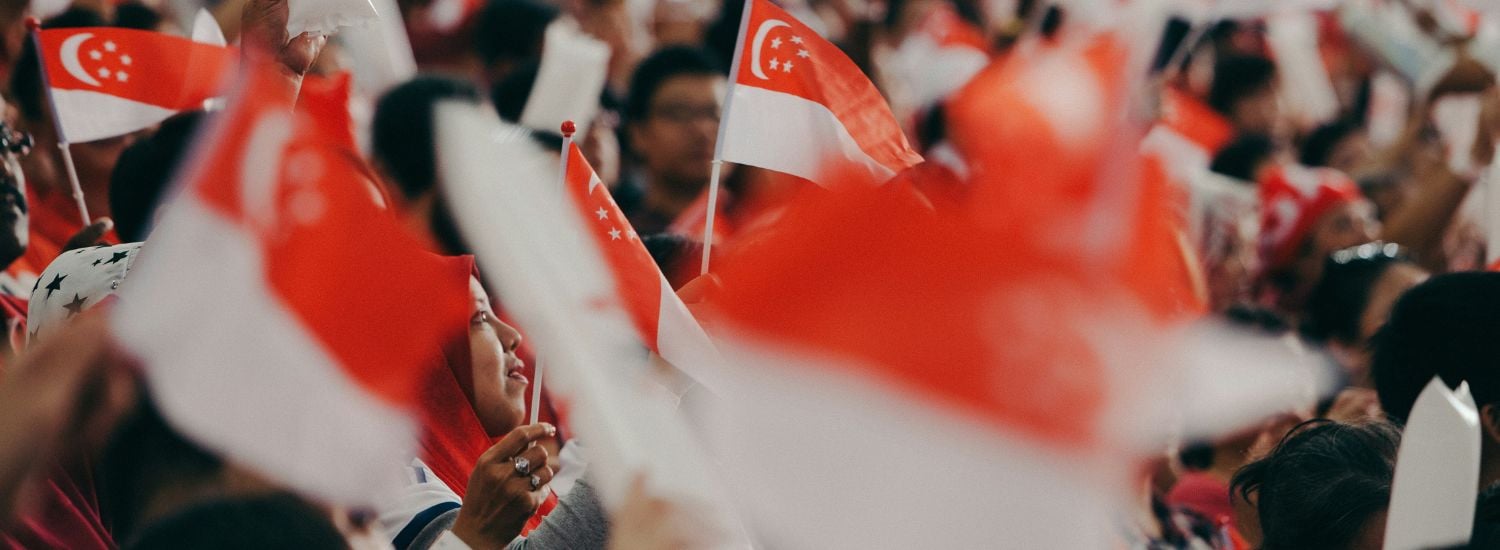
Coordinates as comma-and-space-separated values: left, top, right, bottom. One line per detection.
60, 32, 102, 87
749, 19, 790, 80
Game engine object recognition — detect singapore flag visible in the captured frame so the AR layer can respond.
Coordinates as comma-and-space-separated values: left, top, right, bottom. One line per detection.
716, 0, 921, 184
35, 26, 235, 143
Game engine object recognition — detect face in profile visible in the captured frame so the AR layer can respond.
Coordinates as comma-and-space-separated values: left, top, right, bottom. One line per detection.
0, 124, 30, 268
466, 277, 530, 436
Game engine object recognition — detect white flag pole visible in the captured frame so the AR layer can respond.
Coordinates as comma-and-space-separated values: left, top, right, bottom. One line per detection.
701, 0, 754, 276
534, 120, 579, 425
27, 19, 91, 227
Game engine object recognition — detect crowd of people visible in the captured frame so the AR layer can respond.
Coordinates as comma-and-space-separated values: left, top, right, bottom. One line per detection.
0, 0, 1497, 548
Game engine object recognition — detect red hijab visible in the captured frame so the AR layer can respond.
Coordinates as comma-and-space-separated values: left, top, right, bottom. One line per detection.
415, 256, 556, 532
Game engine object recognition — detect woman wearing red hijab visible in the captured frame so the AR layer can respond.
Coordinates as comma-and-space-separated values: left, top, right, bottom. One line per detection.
378, 261, 608, 550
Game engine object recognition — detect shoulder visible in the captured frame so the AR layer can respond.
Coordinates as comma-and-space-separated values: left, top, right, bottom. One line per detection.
378, 458, 464, 550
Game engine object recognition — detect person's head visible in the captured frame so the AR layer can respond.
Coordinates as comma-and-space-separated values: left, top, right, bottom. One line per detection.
1302, 118, 1372, 175
100, 397, 229, 542
625, 46, 726, 201
1231, 419, 1400, 550
472, 0, 557, 87
465, 276, 528, 436
123, 493, 348, 550
109, 111, 204, 242
1302, 242, 1428, 387
1259, 164, 1379, 307
113, 1, 167, 32
371, 76, 482, 254
0, 119, 31, 270
1209, 54, 1280, 136
1372, 273, 1500, 428
1210, 133, 1279, 182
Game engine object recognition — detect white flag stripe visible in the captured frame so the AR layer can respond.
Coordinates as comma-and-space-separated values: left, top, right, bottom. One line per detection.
113, 198, 415, 505
50, 87, 176, 143
1384, 378, 1481, 550
708, 338, 1114, 549
718, 85, 896, 184
653, 274, 732, 394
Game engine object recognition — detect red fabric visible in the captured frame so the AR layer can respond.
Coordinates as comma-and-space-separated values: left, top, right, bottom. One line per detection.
37, 27, 235, 110
1257, 164, 1361, 273
732, 0, 923, 175
1159, 87, 1234, 156
1166, 473, 1233, 525
565, 142, 664, 348
295, 72, 358, 153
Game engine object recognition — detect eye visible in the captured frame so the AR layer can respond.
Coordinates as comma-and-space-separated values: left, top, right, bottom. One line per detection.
471, 310, 490, 326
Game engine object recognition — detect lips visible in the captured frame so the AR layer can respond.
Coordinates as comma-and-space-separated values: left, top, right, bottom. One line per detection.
506, 358, 528, 384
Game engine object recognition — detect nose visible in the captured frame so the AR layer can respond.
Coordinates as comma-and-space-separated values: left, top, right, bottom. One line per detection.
495, 318, 523, 353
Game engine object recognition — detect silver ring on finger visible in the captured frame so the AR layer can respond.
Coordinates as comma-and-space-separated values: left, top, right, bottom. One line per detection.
513, 456, 531, 476
529, 474, 541, 490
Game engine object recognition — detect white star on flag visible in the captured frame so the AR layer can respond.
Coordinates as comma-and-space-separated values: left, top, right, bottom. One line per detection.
798, 49, 809, 59
771, 37, 782, 49
596, 207, 608, 220
116, 72, 128, 82
791, 35, 803, 44
89, 50, 101, 60
770, 58, 780, 71
783, 60, 793, 73
120, 55, 132, 66
609, 227, 622, 240
104, 40, 116, 52
627, 230, 637, 240
97, 67, 110, 78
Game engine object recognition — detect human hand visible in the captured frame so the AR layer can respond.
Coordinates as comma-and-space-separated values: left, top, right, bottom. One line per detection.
61, 218, 112, 252
0, 313, 135, 522
451, 423, 557, 549
240, 0, 327, 83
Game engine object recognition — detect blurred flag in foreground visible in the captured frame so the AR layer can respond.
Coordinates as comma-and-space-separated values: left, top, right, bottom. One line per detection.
561, 135, 729, 392
435, 103, 744, 543
716, 0, 922, 184
112, 65, 470, 505
700, 30, 1326, 547
34, 26, 234, 143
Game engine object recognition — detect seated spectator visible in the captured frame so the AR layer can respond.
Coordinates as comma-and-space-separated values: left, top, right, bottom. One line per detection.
1231, 419, 1401, 550
1302, 242, 1427, 388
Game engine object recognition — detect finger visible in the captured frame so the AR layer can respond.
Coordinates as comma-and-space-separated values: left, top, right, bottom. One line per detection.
478, 423, 556, 464
62, 218, 113, 251
503, 464, 554, 496
512, 445, 550, 477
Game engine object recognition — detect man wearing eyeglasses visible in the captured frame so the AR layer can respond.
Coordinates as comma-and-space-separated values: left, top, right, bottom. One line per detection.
620, 46, 728, 236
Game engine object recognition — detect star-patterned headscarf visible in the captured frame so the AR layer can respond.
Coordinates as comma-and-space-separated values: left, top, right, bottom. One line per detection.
27, 242, 142, 344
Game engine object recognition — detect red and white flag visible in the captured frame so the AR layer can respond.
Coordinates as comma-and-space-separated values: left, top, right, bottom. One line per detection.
34, 26, 235, 143
717, 0, 922, 184
111, 65, 471, 505
562, 137, 729, 392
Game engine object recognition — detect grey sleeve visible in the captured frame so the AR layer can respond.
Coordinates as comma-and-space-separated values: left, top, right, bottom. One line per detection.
408, 507, 462, 550
505, 479, 611, 550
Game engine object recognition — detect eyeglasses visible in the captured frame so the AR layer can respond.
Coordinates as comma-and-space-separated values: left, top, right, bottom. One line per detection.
1329, 241, 1405, 265
649, 103, 721, 124
0, 126, 32, 157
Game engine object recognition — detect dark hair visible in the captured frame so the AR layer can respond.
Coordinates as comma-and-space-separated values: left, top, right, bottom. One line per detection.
1177, 442, 1215, 471
1231, 419, 1401, 550
1209, 133, 1275, 182
123, 493, 349, 550
1301, 244, 1413, 344
473, 0, 557, 70
113, 1, 164, 30
10, 8, 110, 121
98, 398, 225, 542
1208, 55, 1277, 116
624, 47, 725, 125
371, 76, 481, 200
488, 60, 564, 150
641, 233, 703, 289
1372, 272, 1500, 422
1301, 118, 1364, 168
109, 111, 204, 242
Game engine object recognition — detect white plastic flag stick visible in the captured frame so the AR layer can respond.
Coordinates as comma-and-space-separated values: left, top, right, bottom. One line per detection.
701, 0, 753, 276
528, 120, 582, 427
1384, 377, 1481, 550
27, 19, 89, 226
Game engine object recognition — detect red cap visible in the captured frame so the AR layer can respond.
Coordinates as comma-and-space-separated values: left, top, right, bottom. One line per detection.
560, 120, 576, 138
1258, 164, 1363, 273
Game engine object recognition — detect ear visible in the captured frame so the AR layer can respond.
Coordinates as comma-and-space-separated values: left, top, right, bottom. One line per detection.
1480, 404, 1500, 446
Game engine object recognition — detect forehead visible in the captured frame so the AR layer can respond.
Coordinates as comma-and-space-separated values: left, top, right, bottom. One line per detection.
649, 74, 726, 105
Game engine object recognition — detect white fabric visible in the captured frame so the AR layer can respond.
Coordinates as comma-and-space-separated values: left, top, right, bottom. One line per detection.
376, 458, 462, 542
654, 274, 733, 395
287, 0, 380, 37
550, 439, 589, 497
49, 88, 177, 144
112, 198, 415, 506
191, 9, 228, 47
339, 0, 418, 97
28, 242, 142, 344
519, 21, 610, 135
718, 85, 895, 185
